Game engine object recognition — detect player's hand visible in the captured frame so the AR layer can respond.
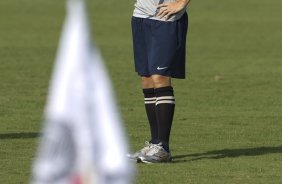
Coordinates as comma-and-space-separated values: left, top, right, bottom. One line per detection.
156, 0, 189, 20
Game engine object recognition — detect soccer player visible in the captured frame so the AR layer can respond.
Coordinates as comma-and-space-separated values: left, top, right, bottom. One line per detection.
129, 0, 191, 163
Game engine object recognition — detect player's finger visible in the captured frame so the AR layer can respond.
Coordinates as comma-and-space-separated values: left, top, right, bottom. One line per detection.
156, 3, 168, 8
156, 8, 168, 17
157, 8, 167, 16
158, 10, 170, 19
164, 12, 173, 20
157, 9, 168, 17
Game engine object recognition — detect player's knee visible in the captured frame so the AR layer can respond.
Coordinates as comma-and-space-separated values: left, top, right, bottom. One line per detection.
141, 76, 154, 89
151, 75, 171, 88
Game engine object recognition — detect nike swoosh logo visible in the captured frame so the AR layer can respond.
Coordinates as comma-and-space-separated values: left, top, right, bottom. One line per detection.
157, 66, 168, 70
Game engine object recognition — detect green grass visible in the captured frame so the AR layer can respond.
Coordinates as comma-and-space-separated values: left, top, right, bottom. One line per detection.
1, 0, 282, 183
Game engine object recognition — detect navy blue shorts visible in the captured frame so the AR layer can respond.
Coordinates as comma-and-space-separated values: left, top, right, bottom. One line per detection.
131, 13, 188, 79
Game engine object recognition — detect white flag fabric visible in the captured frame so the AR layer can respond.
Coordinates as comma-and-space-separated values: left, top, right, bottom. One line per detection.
31, 0, 134, 183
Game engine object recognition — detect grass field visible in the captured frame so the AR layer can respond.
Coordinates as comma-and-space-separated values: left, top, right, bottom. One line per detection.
1, 0, 282, 183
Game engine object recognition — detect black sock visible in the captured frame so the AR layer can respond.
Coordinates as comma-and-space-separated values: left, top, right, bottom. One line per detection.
155, 86, 175, 152
143, 88, 158, 144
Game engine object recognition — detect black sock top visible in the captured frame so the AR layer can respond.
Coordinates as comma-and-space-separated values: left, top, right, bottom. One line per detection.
143, 88, 156, 98
155, 86, 174, 97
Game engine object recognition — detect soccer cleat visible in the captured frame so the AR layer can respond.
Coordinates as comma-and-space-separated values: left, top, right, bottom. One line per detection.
127, 141, 153, 161
139, 143, 172, 163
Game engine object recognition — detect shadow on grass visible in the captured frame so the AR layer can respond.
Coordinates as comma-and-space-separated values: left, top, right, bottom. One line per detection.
172, 146, 282, 163
0, 132, 40, 140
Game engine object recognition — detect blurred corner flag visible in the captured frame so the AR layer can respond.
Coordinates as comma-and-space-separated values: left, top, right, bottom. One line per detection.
30, 0, 134, 183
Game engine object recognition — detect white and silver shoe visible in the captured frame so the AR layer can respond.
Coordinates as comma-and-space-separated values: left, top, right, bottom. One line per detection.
139, 143, 172, 163
127, 141, 153, 161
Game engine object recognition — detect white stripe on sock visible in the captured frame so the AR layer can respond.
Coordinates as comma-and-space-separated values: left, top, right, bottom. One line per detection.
156, 96, 175, 101
145, 101, 156, 104
144, 97, 156, 104
156, 100, 175, 105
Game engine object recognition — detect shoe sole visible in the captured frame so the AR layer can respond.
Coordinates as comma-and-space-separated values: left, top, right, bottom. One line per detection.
139, 156, 172, 164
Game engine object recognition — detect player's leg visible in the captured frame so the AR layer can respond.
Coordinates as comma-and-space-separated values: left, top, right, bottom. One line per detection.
141, 76, 158, 144
127, 76, 158, 161
151, 74, 174, 152
129, 16, 159, 160
131, 16, 158, 145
